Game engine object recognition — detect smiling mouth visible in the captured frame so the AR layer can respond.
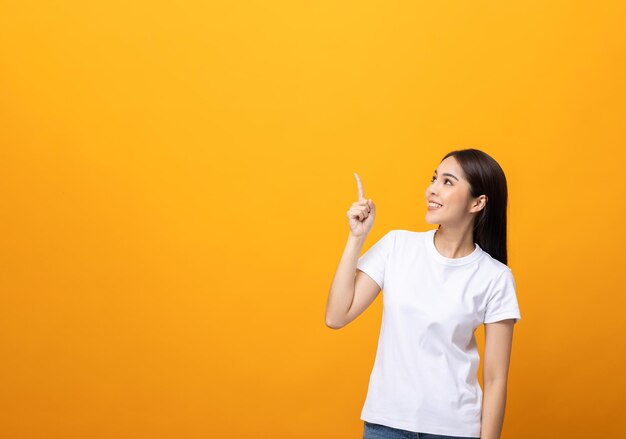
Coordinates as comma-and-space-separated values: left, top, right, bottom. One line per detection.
428, 201, 443, 209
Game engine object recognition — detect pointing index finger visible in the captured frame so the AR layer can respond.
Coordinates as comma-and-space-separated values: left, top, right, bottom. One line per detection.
354, 172, 365, 201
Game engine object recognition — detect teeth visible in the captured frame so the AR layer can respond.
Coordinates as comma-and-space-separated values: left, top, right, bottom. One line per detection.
428, 202, 442, 208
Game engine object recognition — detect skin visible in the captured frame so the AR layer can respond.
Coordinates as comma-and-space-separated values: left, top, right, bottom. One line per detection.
426, 156, 515, 439
324, 174, 376, 329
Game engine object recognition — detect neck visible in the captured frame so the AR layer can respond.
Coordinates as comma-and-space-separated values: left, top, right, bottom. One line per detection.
434, 227, 476, 259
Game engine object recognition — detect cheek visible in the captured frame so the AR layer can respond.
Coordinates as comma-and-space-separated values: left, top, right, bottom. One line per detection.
443, 192, 466, 210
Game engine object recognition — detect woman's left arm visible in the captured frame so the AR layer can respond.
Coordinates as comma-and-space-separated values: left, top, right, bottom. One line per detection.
480, 319, 516, 439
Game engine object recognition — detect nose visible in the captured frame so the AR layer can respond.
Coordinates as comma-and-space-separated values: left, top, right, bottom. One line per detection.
425, 185, 436, 200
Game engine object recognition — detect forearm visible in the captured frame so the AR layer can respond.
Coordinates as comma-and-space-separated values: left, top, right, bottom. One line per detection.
325, 233, 366, 328
480, 378, 508, 439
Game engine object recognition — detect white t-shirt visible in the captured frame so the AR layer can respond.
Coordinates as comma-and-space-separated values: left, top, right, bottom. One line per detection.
356, 228, 522, 437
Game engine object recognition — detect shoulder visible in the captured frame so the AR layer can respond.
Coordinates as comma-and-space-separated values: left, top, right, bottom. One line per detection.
478, 250, 514, 281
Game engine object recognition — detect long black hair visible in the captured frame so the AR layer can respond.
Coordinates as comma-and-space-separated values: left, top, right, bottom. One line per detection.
438, 149, 510, 266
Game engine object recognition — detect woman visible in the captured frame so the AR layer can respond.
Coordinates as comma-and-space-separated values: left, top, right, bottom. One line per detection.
325, 149, 522, 439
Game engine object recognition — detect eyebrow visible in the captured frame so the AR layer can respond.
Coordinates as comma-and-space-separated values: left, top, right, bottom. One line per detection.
434, 169, 459, 181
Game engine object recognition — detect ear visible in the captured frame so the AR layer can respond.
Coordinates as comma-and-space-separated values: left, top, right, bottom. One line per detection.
473, 195, 488, 213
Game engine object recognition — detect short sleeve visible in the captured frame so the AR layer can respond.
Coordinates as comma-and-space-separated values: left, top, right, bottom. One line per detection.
483, 268, 522, 324
356, 230, 396, 290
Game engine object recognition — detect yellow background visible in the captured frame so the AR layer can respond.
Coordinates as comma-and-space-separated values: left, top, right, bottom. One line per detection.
1, 1, 625, 437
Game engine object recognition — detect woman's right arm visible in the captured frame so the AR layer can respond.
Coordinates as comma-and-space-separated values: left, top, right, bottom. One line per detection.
324, 173, 381, 329
325, 233, 382, 329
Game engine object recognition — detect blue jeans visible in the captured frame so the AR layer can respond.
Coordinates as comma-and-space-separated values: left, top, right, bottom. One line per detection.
363, 421, 480, 439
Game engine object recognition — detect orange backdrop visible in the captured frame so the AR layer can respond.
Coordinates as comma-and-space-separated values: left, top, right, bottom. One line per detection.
1, 1, 625, 438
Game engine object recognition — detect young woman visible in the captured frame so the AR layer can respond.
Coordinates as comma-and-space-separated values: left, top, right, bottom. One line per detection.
325, 149, 522, 439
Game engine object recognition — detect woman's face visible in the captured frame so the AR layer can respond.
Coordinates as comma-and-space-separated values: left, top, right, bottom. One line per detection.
424, 156, 480, 227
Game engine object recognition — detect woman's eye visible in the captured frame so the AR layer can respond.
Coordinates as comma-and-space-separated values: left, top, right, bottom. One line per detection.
430, 176, 452, 185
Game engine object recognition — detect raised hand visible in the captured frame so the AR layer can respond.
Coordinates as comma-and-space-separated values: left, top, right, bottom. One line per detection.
347, 173, 376, 237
